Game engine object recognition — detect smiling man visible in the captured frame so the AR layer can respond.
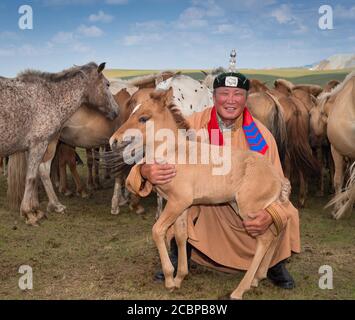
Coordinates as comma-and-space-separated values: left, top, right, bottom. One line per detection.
125, 72, 301, 290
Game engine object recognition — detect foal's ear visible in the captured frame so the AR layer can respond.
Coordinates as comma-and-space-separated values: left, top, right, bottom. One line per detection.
98, 62, 106, 74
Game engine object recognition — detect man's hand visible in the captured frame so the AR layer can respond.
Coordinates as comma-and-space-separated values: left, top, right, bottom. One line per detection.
140, 162, 176, 185
243, 210, 273, 238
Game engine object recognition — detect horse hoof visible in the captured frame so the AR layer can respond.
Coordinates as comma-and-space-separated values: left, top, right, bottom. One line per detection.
48, 203, 66, 214
35, 210, 47, 221
135, 206, 145, 215
81, 191, 89, 199
111, 207, 120, 215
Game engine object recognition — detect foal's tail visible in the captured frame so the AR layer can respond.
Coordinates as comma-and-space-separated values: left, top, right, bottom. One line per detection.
326, 162, 355, 219
7, 152, 27, 210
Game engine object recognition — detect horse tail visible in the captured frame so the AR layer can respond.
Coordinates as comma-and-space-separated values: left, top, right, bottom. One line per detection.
279, 178, 291, 203
286, 102, 320, 177
326, 162, 355, 219
7, 152, 27, 210
265, 91, 288, 163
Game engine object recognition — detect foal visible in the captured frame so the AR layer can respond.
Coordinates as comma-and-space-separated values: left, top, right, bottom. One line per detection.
110, 88, 290, 299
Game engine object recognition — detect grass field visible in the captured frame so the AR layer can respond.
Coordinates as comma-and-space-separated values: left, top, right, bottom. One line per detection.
1, 69, 354, 300
0, 151, 354, 300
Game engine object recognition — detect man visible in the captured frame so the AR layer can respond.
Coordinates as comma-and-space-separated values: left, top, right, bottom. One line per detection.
125, 72, 301, 289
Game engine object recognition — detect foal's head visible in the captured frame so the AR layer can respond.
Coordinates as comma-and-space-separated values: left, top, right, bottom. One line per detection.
109, 87, 189, 150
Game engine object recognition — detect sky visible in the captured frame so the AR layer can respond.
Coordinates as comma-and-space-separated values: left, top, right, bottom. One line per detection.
0, 0, 354, 76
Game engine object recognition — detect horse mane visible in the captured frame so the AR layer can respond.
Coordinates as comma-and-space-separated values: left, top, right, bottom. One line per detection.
274, 79, 294, 90
150, 90, 190, 130
292, 84, 323, 97
211, 67, 227, 76
127, 70, 179, 88
17, 62, 98, 83
250, 79, 269, 92
318, 71, 355, 100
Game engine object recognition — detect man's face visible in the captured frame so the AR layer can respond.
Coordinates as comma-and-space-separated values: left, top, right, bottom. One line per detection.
213, 87, 247, 121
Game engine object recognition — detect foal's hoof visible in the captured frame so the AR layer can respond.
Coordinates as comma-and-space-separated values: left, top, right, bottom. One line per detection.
111, 207, 120, 215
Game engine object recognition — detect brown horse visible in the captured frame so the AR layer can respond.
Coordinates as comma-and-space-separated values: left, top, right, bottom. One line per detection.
273, 79, 320, 207
4, 62, 118, 225
110, 88, 290, 299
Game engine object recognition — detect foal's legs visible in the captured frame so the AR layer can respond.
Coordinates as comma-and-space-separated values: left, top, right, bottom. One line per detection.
21, 142, 48, 225
173, 210, 189, 289
252, 231, 282, 287
230, 229, 274, 300
152, 201, 189, 291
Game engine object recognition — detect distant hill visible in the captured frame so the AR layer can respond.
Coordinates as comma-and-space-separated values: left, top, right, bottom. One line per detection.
310, 54, 355, 70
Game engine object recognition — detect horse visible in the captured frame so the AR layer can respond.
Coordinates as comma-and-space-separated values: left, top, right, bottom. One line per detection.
273, 79, 320, 207
109, 88, 291, 299
3, 62, 118, 225
314, 71, 355, 219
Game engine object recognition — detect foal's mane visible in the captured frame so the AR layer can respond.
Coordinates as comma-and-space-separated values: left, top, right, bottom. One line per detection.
150, 90, 190, 130
17, 62, 98, 83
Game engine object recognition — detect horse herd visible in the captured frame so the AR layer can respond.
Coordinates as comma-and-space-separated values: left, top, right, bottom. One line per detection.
0, 63, 354, 298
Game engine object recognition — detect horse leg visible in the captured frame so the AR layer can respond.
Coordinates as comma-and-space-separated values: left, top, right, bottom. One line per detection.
63, 145, 87, 198
86, 148, 94, 190
0, 157, 3, 175
331, 145, 345, 216
39, 138, 67, 214
230, 229, 274, 300
298, 171, 306, 208
58, 150, 72, 197
111, 176, 122, 215
93, 147, 101, 189
152, 201, 189, 291
129, 193, 145, 215
20, 142, 48, 226
316, 147, 325, 197
252, 231, 282, 287
173, 210, 188, 289
104, 144, 111, 180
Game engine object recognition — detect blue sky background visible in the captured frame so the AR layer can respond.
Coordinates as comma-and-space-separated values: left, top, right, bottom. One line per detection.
0, 0, 354, 76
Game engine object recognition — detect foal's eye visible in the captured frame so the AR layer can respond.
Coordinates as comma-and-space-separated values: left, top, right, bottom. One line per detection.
106, 83, 110, 88
139, 116, 150, 123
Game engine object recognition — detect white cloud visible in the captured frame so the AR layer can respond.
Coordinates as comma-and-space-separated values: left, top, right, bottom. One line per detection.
0, 31, 20, 40
271, 4, 293, 24
175, 0, 224, 29
122, 33, 162, 46
105, 0, 128, 4
135, 20, 167, 31
270, 4, 308, 34
89, 10, 114, 23
334, 5, 355, 19
213, 24, 235, 34
51, 31, 74, 44
77, 24, 104, 37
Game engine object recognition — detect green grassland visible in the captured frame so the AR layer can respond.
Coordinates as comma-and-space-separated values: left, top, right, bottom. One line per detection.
0, 151, 354, 300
